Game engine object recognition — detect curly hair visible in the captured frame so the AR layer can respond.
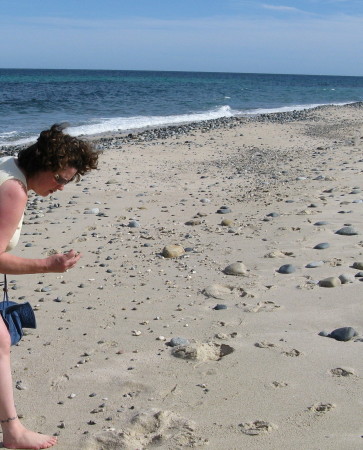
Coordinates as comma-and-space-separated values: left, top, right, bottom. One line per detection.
18, 123, 100, 181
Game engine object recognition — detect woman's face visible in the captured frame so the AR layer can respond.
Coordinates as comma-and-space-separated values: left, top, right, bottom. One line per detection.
28, 166, 78, 196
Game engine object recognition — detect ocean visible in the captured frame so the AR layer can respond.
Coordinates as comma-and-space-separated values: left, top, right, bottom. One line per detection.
1, 68, 363, 147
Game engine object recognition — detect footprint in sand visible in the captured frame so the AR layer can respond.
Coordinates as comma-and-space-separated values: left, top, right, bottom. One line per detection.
80, 409, 208, 449
254, 341, 303, 357
239, 420, 278, 435
240, 300, 280, 313
282, 348, 303, 357
171, 342, 235, 361
308, 402, 336, 415
330, 367, 357, 377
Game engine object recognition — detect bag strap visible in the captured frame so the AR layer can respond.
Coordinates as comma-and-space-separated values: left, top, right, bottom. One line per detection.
2, 274, 9, 306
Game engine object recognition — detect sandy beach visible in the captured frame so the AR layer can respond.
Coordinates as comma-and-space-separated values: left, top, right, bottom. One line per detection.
3, 104, 363, 449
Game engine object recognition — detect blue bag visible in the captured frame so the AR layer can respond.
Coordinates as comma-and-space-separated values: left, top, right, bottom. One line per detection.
0, 275, 36, 345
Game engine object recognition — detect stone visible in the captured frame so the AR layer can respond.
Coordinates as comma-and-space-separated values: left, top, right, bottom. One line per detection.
278, 264, 296, 274
217, 206, 231, 214
162, 245, 185, 258
319, 277, 341, 287
185, 219, 201, 226
221, 218, 234, 226
224, 262, 248, 276
306, 261, 324, 268
314, 242, 330, 249
128, 220, 140, 228
352, 262, 363, 270
339, 273, 355, 284
314, 221, 329, 226
335, 226, 359, 236
169, 337, 190, 347
84, 208, 100, 215
318, 330, 330, 337
213, 304, 227, 310
329, 327, 358, 341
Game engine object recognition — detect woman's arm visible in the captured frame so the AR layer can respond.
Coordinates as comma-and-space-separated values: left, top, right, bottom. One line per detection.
0, 179, 80, 274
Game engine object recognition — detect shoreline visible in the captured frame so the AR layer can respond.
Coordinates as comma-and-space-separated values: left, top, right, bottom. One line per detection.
1, 102, 363, 155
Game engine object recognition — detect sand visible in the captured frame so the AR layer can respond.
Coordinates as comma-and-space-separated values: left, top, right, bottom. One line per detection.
3, 104, 363, 449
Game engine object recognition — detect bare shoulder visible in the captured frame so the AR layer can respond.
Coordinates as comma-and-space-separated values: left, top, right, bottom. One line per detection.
0, 179, 28, 213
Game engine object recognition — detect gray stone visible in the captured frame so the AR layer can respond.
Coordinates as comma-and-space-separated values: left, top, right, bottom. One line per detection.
329, 327, 358, 342
278, 264, 296, 274
352, 262, 363, 270
314, 221, 329, 226
318, 330, 330, 337
335, 226, 359, 236
306, 261, 324, 268
339, 274, 355, 284
169, 337, 190, 347
128, 220, 140, 228
213, 304, 227, 310
224, 262, 248, 276
314, 242, 330, 249
84, 208, 100, 215
217, 206, 232, 214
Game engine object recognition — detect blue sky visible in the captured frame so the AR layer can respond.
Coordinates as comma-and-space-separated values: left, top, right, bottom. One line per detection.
1, 0, 362, 75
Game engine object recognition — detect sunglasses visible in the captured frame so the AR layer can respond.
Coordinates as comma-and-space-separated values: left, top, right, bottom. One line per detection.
54, 173, 74, 185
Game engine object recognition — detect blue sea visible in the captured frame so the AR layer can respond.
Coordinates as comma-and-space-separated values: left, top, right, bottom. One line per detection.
1, 69, 363, 147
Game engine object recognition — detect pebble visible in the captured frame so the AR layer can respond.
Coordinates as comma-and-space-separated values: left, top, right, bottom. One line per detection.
169, 337, 190, 347
162, 244, 185, 258
318, 330, 330, 337
335, 226, 359, 236
41, 286, 52, 292
278, 264, 296, 274
266, 212, 280, 217
306, 261, 324, 268
213, 304, 227, 310
200, 198, 211, 204
221, 218, 234, 226
329, 327, 358, 341
84, 208, 100, 215
352, 262, 363, 270
217, 206, 232, 214
314, 243, 330, 249
319, 277, 341, 287
128, 220, 140, 228
185, 219, 201, 226
224, 262, 248, 276
314, 221, 329, 226
339, 273, 355, 284
355, 271, 363, 278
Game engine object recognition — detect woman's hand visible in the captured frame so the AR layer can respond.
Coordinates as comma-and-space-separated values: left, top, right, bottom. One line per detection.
45, 249, 82, 273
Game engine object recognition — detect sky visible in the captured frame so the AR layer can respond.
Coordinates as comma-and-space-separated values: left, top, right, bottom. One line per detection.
1, 0, 362, 76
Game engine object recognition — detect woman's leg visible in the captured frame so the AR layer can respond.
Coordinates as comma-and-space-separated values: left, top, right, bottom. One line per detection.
0, 318, 57, 449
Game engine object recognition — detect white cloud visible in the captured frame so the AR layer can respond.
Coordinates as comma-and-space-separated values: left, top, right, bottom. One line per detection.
261, 4, 306, 13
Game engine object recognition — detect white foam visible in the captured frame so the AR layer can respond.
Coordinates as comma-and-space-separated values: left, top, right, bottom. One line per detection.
66, 106, 236, 137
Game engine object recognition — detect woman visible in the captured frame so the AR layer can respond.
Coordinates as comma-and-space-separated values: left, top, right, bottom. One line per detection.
0, 124, 99, 449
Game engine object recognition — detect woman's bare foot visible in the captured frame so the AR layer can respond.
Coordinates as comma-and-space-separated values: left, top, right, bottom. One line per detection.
2, 422, 57, 449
